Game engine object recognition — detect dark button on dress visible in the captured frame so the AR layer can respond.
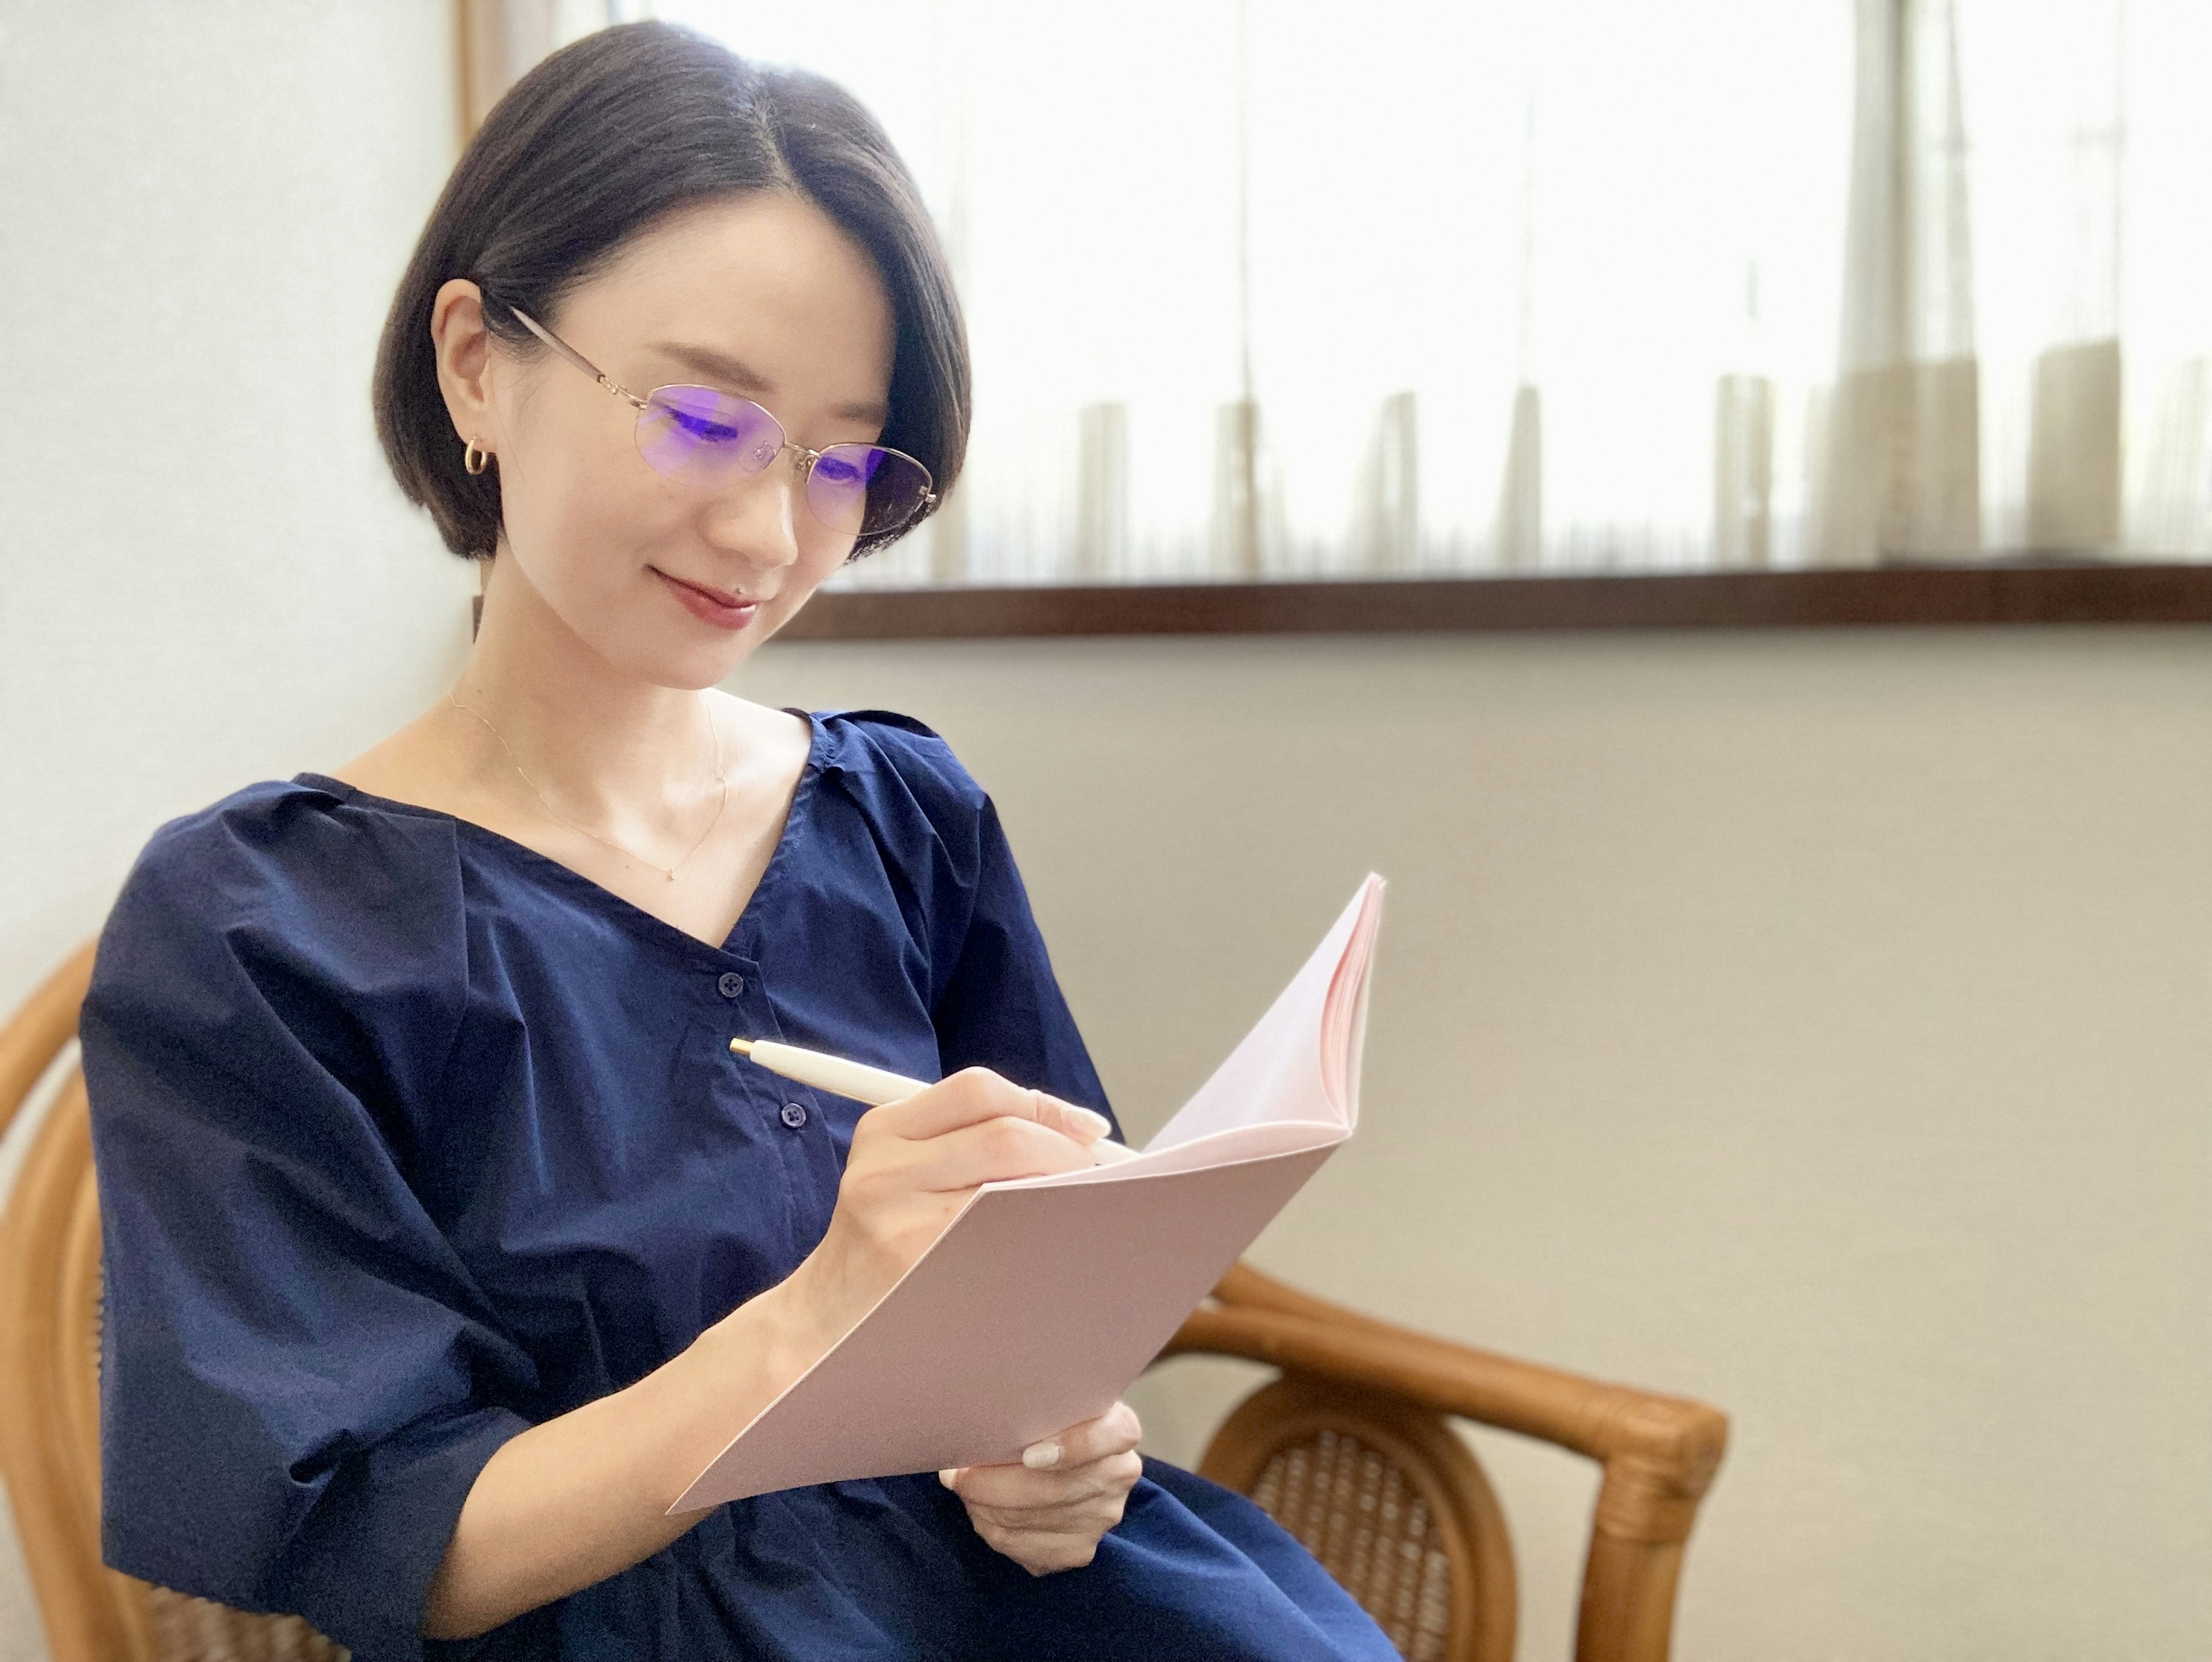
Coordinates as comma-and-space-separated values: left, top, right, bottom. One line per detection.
80, 709, 1397, 1662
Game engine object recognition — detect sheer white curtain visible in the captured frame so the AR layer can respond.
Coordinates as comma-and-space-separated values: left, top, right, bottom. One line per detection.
1960, 0, 2212, 559
647, 0, 2212, 584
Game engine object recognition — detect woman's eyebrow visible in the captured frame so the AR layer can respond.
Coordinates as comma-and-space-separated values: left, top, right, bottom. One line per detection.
647, 339, 890, 425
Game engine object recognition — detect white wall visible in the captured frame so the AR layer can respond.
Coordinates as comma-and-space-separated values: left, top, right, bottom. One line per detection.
0, 0, 475, 1020
731, 628, 2212, 1662
0, 5, 469, 1657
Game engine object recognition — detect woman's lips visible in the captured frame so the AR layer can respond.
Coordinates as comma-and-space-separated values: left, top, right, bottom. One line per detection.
654, 569, 760, 631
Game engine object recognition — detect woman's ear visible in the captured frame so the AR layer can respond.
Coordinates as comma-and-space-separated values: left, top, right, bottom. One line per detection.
430, 278, 499, 455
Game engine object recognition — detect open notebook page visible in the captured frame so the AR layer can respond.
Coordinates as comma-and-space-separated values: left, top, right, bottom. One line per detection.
1003, 872, 1383, 1186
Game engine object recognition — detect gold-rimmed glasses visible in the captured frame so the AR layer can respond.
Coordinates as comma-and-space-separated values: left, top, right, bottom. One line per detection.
509, 306, 937, 544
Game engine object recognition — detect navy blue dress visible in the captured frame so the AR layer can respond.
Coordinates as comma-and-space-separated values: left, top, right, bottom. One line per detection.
81, 709, 1397, 1662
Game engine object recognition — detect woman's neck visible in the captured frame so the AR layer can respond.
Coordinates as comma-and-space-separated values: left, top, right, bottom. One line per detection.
452, 551, 725, 832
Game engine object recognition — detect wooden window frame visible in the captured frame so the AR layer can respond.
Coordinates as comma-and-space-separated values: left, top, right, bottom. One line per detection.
773, 563, 2212, 639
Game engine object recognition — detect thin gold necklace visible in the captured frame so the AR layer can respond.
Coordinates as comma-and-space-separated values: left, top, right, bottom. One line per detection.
444, 690, 729, 883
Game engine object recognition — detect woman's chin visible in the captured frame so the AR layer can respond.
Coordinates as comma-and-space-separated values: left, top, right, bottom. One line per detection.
568, 615, 764, 691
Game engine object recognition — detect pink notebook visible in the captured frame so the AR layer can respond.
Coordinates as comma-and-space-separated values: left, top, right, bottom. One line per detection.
671, 874, 1385, 1511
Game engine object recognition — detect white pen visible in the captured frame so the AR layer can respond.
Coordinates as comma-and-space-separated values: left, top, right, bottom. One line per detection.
728, 1037, 1140, 1164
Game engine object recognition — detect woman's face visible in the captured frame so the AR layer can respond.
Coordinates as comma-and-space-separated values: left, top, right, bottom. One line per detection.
466, 191, 898, 688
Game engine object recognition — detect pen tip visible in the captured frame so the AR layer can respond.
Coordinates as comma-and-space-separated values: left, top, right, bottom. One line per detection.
729, 1038, 754, 1055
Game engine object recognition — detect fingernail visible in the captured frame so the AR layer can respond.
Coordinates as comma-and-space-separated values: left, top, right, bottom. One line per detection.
1021, 1440, 1063, 1470
1064, 1106, 1111, 1140
939, 1468, 957, 1487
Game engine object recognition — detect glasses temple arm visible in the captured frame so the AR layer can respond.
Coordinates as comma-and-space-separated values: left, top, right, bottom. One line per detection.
509, 305, 649, 410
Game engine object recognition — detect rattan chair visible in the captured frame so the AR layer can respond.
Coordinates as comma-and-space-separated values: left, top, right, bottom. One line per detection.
2, 942, 1726, 1662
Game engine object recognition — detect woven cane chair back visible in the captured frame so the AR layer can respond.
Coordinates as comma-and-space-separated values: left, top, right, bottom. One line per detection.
1199, 1375, 1515, 1662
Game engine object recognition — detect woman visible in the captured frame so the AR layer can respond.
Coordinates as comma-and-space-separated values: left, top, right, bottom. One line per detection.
80, 22, 1396, 1662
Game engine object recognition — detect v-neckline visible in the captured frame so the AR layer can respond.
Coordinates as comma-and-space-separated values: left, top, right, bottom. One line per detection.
293, 707, 827, 963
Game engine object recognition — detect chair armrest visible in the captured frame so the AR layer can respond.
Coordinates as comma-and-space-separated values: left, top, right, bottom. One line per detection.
1159, 1268, 1729, 1662
1161, 1263, 1728, 1540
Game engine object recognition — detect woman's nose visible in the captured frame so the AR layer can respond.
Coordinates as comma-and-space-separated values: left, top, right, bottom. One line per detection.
700, 464, 804, 573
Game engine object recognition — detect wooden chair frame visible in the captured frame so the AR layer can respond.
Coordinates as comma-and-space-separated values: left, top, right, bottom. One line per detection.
2, 942, 1726, 1662
1161, 1263, 1728, 1661
0, 942, 137, 1661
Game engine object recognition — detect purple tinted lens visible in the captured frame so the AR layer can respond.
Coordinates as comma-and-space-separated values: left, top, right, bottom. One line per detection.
636, 387, 785, 482
808, 444, 933, 539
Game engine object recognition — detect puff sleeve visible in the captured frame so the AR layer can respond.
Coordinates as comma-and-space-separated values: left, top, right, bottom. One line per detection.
79, 788, 532, 1662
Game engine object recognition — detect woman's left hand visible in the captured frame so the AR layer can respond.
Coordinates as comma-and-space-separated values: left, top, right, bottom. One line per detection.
940, 1401, 1145, 1576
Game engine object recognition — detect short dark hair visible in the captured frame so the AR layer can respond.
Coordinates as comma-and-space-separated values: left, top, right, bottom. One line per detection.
372, 21, 968, 561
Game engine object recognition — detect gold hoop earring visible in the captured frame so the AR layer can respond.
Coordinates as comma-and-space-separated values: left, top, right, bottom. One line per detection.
463, 439, 491, 476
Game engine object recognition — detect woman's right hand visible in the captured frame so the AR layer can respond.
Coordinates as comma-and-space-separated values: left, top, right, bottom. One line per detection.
774, 1068, 1112, 1352
427, 1073, 1109, 1638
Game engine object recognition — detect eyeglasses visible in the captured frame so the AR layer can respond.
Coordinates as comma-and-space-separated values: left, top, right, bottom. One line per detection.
509, 306, 937, 546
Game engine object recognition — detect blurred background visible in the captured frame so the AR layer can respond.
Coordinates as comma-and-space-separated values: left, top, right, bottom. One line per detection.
1, 3, 2207, 1660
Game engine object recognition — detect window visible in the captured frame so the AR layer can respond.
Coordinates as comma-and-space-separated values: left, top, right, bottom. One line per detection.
654, 0, 2212, 592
